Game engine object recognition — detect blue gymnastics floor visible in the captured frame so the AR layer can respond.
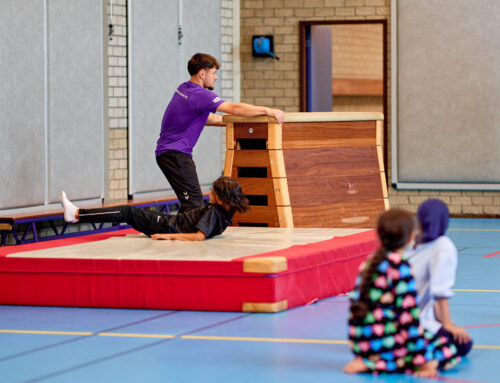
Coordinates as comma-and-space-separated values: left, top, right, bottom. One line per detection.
0, 218, 498, 383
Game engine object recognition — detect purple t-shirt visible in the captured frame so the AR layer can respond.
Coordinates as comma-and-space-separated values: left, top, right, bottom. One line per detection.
155, 81, 225, 156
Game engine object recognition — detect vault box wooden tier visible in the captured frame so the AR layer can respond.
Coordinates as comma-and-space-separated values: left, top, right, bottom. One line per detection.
223, 112, 388, 228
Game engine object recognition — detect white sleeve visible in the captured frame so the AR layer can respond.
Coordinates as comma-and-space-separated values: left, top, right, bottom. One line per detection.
429, 237, 458, 299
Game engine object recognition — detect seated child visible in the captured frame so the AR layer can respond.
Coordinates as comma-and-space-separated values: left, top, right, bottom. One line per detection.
61, 176, 249, 241
344, 209, 459, 377
408, 199, 473, 357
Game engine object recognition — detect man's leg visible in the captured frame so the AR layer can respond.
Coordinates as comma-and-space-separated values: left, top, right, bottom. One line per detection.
156, 151, 204, 212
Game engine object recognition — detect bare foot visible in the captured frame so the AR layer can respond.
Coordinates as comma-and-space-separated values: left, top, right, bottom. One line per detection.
414, 360, 438, 377
442, 356, 461, 371
343, 358, 368, 374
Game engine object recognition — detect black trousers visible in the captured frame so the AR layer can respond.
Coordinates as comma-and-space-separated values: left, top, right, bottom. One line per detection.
156, 150, 204, 213
78, 206, 174, 237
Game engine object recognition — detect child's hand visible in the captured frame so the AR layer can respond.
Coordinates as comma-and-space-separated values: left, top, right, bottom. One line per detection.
443, 323, 471, 344
151, 233, 174, 240
151, 231, 206, 241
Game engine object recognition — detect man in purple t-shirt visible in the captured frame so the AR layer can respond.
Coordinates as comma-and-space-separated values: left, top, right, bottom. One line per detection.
156, 53, 284, 212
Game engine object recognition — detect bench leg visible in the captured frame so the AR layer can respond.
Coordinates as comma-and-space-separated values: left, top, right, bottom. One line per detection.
61, 222, 70, 235
50, 221, 60, 236
32, 222, 38, 242
20, 223, 38, 244
11, 230, 20, 245
20, 225, 31, 244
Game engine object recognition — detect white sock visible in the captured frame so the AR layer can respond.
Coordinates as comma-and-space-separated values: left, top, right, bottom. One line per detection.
60, 191, 79, 223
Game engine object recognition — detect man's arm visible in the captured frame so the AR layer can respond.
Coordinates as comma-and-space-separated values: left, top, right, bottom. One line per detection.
217, 102, 285, 124
206, 113, 225, 126
151, 231, 207, 241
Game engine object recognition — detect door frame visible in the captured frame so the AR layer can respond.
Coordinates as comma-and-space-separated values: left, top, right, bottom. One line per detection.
299, 20, 388, 170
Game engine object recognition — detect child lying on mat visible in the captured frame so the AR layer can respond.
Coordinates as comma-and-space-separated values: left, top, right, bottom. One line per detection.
61, 176, 249, 241
344, 209, 459, 377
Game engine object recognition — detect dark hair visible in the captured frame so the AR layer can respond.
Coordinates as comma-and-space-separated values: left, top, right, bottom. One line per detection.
187, 53, 220, 76
350, 209, 414, 321
211, 176, 250, 214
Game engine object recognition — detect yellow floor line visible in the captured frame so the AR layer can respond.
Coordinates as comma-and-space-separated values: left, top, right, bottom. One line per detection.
180, 335, 499, 350
0, 329, 498, 349
0, 329, 92, 336
449, 228, 500, 232
181, 335, 348, 344
473, 345, 500, 350
98, 332, 175, 339
453, 289, 500, 293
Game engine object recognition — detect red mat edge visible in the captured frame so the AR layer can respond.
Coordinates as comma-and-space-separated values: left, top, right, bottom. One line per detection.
0, 229, 378, 277
0, 229, 377, 311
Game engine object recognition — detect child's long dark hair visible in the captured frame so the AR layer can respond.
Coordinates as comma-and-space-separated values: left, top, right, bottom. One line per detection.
212, 176, 250, 214
350, 209, 414, 321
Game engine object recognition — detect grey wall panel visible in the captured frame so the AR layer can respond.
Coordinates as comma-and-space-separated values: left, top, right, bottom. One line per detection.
130, 0, 222, 195
393, 0, 500, 187
0, 1, 46, 209
129, 0, 179, 195
47, 0, 104, 203
180, 0, 222, 187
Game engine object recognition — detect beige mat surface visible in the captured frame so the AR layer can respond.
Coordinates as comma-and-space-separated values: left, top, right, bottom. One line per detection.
9, 227, 369, 261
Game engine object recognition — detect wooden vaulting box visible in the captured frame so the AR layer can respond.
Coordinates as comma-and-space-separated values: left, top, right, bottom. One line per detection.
223, 112, 388, 228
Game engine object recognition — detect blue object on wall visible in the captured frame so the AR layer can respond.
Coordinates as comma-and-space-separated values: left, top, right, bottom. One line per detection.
252, 35, 279, 60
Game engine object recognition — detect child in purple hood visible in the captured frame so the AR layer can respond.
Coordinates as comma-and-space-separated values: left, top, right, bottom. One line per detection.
408, 199, 473, 360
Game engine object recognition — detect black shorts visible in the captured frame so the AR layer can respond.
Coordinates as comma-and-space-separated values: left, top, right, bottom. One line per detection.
156, 150, 204, 212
